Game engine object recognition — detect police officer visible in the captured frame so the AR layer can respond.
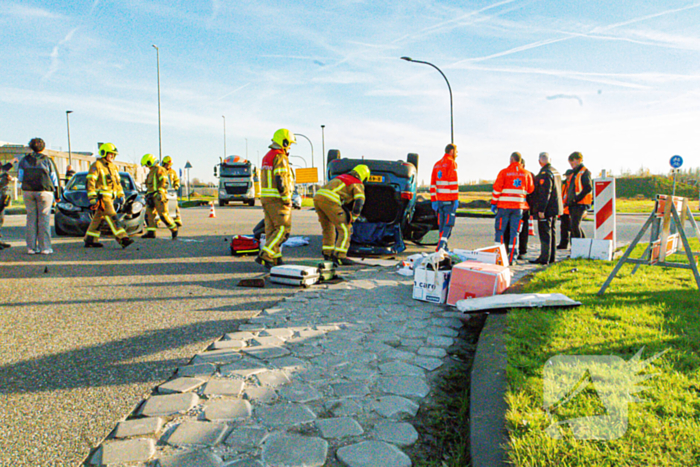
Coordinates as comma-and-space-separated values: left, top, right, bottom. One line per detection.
257, 129, 295, 269
161, 155, 183, 227
529, 152, 563, 264
141, 154, 178, 239
84, 143, 134, 248
430, 144, 459, 251
314, 164, 370, 266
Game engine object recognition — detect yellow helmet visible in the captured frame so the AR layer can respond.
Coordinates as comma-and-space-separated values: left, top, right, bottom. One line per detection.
271, 129, 297, 149
99, 142, 118, 157
141, 153, 156, 167
162, 155, 173, 166
352, 164, 371, 182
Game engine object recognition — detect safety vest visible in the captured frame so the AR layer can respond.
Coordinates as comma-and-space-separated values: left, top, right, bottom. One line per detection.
86, 158, 124, 199
430, 153, 459, 202
561, 178, 570, 215
145, 166, 169, 195
573, 165, 593, 205
260, 148, 293, 202
165, 167, 180, 190
316, 174, 365, 205
491, 161, 534, 209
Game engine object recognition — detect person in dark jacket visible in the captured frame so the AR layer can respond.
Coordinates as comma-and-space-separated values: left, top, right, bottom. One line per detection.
0, 162, 15, 249
566, 152, 593, 239
17, 138, 59, 254
529, 152, 563, 264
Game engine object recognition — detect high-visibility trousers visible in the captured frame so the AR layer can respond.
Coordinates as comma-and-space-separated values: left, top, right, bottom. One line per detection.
84, 195, 128, 242
260, 198, 292, 261
146, 192, 177, 233
314, 195, 351, 259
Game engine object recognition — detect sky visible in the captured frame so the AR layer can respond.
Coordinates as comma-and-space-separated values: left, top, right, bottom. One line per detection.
1, 0, 699, 185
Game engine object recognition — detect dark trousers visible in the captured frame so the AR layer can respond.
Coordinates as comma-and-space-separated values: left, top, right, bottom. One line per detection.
504, 210, 530, 255
537, 216, 557, 263
569, 204, 588, 239
558, 214, 570, 248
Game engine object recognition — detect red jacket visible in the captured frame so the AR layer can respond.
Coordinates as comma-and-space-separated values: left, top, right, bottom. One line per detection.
491, 161, 534, 209
430, 153, 459, 202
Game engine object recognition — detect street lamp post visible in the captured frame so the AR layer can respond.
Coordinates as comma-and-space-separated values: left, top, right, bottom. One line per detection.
294, 133, 314, 171
222, 115, 227, 158
65, 110, 73, 168
245, 138, 248, 160
401, 56, 454, 144
153, 44, 162, 162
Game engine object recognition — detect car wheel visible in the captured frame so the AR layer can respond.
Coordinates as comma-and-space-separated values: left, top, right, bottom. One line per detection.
219, 200, 226, 207
327, 149, 341, 165
407, 153, 419, 171
54, 221, 68, 236
248, 199, 255, 207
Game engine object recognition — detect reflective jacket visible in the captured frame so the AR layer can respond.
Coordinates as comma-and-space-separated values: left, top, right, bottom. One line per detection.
567, 164, 593, 207
430, 153, 459, 202
86, 158, 123, 199
260, 148, 293, 202
165, 167, 180, 190
145, 165, 169, 196
316, 174, 365, 206
491, 161, 534, 209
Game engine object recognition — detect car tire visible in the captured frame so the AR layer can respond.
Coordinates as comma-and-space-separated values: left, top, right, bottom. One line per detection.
407, 153, 419, 171
327, 149, 341, 165
248, 199, 255, 207
54, 221, 68, 237
219, 200, 226, 207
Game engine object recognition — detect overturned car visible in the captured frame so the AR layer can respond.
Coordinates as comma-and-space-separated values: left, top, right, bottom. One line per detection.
327, 151, 438, 256
54, 171, 146, 237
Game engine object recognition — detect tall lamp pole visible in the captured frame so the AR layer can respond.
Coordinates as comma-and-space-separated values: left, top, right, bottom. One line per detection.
321, 125, 326, 183
401, 56, 454, 144
65, 110, 73, 167
245, 138, 248, 160
222, 115, 227, 158
294, 133, 314, 171
152, 44, 162, 162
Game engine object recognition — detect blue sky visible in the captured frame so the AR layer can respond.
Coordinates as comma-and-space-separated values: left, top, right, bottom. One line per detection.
1, 0, 699, 184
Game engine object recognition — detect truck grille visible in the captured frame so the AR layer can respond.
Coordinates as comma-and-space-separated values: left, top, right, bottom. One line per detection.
225, 185, 248, 195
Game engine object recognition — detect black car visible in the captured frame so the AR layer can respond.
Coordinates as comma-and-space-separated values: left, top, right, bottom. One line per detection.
327, 150, 437, 256
55, 171, 146, 237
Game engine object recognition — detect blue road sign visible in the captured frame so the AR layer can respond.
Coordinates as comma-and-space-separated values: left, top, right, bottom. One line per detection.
670, 155, 683, 169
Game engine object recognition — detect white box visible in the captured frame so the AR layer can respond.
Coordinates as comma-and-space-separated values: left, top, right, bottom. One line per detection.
452, 249, 498, 265
571, 238, 612, 260
413, 262, 451, 304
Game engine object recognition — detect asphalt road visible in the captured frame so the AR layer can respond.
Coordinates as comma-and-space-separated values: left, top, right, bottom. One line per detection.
0, 205, 646, 466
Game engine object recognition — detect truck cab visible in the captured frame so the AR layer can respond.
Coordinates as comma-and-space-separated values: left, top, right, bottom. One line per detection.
214, 156, 259, 206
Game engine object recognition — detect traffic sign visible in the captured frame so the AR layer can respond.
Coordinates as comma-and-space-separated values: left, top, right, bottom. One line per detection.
295, 167, 319, 184
670, 155, 683, 169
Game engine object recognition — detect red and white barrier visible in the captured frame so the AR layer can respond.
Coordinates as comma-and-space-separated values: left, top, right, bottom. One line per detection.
594, 176, 616, 250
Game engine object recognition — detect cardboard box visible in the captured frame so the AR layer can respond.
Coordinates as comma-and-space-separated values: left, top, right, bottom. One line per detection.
453, 248, 498, 265
475, 244, 510, 267
413, 261, 451, 304
571, 238, 613, 261
446, 261, 512, 306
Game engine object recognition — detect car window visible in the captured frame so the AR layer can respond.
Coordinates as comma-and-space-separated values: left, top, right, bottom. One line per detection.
65, 172, 135, 191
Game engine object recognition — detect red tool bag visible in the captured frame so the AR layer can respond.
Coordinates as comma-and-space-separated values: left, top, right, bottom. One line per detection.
230, 235, 260, 256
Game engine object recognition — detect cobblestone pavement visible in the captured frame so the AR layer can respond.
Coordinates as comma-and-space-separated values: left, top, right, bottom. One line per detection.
87, 257, 545, 467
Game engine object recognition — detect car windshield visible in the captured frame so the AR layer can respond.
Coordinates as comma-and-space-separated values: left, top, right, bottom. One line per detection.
66, 172, 135, 192
221, 165, 251, 177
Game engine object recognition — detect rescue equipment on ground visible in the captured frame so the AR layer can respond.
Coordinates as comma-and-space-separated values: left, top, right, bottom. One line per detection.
269, 265, 320, 288
230, 235, 260, 256
446, 261, 512, 306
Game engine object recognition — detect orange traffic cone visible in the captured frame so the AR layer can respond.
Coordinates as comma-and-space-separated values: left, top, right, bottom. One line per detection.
208, 201, 216, 218
528, 216, 536, 236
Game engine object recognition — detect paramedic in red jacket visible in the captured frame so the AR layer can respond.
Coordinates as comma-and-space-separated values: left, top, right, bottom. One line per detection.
430, 144, 459, 251
491, 152, 534, 263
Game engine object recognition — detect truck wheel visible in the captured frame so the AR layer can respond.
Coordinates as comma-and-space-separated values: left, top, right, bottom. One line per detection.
407, 153, 419, 171
327, 149, 341, 165
219, 200, 226, 207
248, 199, 255, 207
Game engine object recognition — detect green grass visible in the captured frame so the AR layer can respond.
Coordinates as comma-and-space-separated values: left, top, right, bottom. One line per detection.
506, 239, 700, 466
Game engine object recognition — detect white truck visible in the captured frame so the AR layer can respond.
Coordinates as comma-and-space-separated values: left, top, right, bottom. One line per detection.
214, 156, 259, 206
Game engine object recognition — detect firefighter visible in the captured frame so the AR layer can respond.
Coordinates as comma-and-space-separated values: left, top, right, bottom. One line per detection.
314, 164, 370, 266
430, 143, 459, 251
141, 154, 178, 239
84, 143, 134, 248
161, 155, 183, 226
256, 129, 295, 269
490, 152, 534, 263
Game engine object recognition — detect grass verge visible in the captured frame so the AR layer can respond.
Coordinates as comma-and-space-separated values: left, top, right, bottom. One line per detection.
506, 239, 700, 466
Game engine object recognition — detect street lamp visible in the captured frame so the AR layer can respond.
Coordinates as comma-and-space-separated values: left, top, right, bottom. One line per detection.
294, 133, 314, 171
289, 155, 308, 167
245, 138, 248, 160
65, 110, 73, 167
153, 44, 162, 162
401, 56, 454, 144
222, 115, 227, 158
